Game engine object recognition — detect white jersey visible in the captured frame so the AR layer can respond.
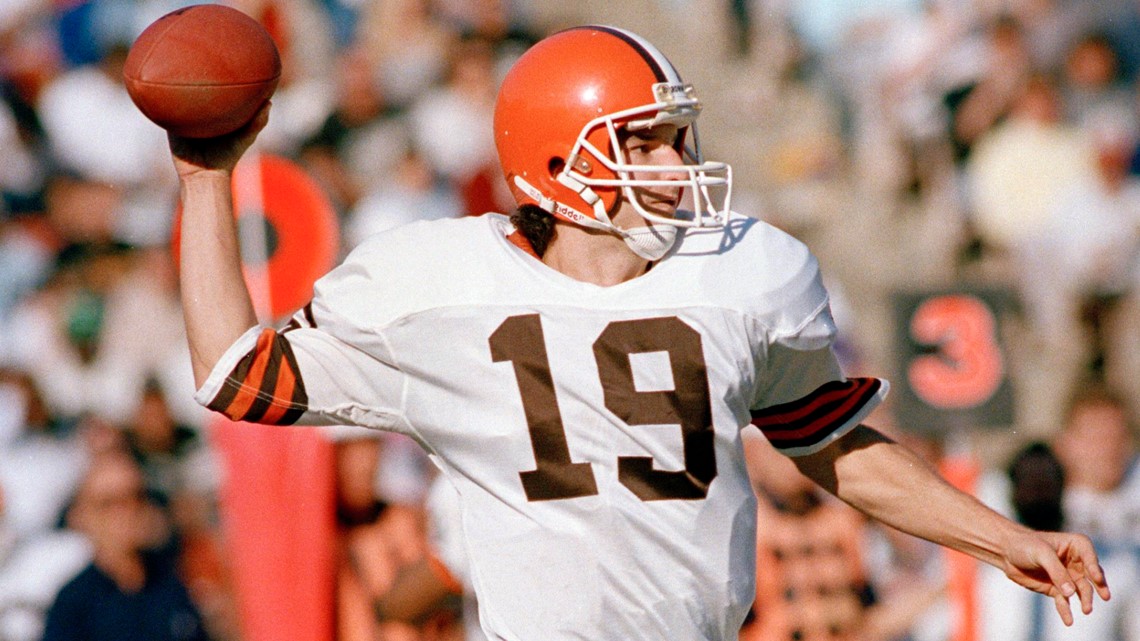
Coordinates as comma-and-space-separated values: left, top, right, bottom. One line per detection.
425, 473, 488, 641
196, 212, 886, 641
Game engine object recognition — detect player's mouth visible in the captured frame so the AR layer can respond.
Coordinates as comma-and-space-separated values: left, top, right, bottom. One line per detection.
651, 194, 682, 211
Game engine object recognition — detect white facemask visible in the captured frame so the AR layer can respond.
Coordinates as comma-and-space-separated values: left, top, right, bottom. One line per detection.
620, 223, 678, 261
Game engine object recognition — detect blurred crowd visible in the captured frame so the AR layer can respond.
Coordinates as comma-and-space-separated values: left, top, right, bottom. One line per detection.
0, 0, 1138, 640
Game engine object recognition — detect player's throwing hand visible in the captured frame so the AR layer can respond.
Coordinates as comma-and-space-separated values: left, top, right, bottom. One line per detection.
168, 101, 271, 179
1000, 529, 1110, 625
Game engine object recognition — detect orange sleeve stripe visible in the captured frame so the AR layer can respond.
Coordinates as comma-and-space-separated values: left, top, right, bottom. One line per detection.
259, 358, 299, 424
224, 330, 277, 420
207, 329, 309, 425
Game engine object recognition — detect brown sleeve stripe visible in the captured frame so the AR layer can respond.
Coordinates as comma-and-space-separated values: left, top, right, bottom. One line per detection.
257, 343, 305, 424
283, 303, 317, 333
207, 328, 309, 425
750, 378, 881, 451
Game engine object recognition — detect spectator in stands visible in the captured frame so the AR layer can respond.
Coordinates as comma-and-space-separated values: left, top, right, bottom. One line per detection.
740, 433, 874, 641
232, 0, 338, 156
0, 373, 90, 641
35, 38, 173, 247
0, 367, 88, 552
965, 72, 1096, 274
41, 450, 211, 641
1015, 111, 1140, 396
345, 146, 463, 249
975, 440, 1073, 641
1054, 385, 1140, 547
123, 379, 216, 510
740, 432, 938, 641
0, 214, 54, 365
1059, 31, 1135, 131
332, 431, 426, 641
408, 35, 505, 215
4, 241, 196, 427
373, 473, 487, 641
1007, 442, 1067, 532
120, 379, 236, 639
354, 0, 455, 109
0, 89, 49, 219
298, 46, 410, 218
946, 14, 1035, 166
1049, 385, 1140, 640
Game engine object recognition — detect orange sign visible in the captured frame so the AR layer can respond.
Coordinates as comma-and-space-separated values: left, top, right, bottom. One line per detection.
173, 153, 339, 322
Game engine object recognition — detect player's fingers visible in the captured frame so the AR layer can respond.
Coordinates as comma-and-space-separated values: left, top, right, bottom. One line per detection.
246, 100, 271, 133
1036, 546, 1078, 601
1053, 591, 1075, 627
1075, 575, 1094, 615
1093, 563, 1112, 602
1072, 537, 1112, 602
1032, 546, 1080, 624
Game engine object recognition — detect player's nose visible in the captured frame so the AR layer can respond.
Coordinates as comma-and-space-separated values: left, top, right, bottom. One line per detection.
651, 145, 687, 178
658, 160, 690, 184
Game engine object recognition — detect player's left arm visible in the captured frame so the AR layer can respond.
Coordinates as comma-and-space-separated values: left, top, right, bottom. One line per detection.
792, 424, 1111, 626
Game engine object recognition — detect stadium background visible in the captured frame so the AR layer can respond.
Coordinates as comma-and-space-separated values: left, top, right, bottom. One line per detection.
0, 0, 1138, 640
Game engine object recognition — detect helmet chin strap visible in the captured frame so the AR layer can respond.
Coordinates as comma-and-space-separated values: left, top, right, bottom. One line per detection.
620, 224, 677, 261
554, 173, 680, 260
514, 175, 680, 261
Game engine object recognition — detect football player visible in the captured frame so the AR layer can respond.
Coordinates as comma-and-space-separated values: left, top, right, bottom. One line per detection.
168, 25, 1110, 641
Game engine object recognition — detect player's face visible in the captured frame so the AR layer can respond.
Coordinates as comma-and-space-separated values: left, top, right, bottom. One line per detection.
612, 124, 686, 227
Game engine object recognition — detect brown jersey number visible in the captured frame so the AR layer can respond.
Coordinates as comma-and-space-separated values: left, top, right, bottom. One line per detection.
490, 314, 718, 502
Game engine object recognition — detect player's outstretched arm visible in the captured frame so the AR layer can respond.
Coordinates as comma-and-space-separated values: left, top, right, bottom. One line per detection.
792, 425, 1111, 626
169, 103, 268, 387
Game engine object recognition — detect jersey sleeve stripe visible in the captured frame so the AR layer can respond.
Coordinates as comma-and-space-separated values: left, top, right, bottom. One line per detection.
258, 338, 307, 425
204, 330, 271, 417
283, 303, 317, 333
751, 378, 881, 450
219, 330, 277, 420
753, 378, 878, 436
757, 380, 872, 426
239, 336, 286, 423
205, 328, 309, 425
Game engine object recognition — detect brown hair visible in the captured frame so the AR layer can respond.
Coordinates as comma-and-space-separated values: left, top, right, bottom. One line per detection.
510, 204, 556, 257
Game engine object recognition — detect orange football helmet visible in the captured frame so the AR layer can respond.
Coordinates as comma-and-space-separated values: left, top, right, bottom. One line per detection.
493, 25, 732, 235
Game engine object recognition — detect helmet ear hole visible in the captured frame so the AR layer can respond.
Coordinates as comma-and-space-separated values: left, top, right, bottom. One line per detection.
548, 157, 565, 178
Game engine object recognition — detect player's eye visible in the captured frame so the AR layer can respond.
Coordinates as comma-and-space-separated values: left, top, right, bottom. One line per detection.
625, 140, 655, 155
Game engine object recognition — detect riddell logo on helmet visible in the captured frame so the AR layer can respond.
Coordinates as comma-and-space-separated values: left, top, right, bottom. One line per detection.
553, 201, 590, 223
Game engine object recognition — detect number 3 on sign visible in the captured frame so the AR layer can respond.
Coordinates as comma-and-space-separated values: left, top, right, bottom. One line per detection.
907, 294, 1004, 410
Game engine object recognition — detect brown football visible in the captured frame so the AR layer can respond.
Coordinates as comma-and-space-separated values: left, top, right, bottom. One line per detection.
123, 4, 280, 138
